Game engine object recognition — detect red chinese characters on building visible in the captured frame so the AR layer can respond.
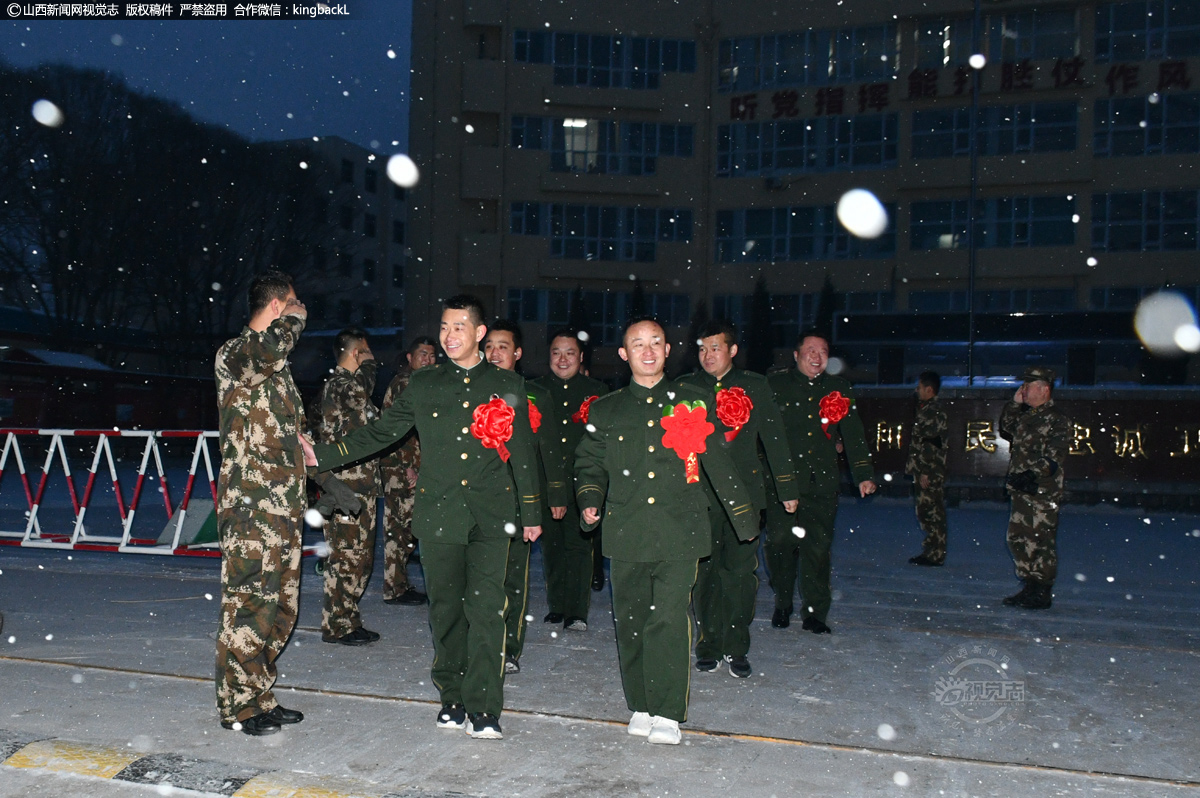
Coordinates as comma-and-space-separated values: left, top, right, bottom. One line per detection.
730, 94, 758, 121
1052, 56, 1086, 88
1158, 61, 1192, 91
907, 68, 938, 100
1105, 63, 1140, 95
1001, 59, 1035, 91
771, 89, 800, 119
815, 86, 845, 116
858, 82, 891, 112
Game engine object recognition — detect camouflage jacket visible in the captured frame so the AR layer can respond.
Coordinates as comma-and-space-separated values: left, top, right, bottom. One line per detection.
215, 313, 307, 518
999, 399, 1071, 502
905, 397, 949, 483
319, 360, 382, 495
380, 370, 421, 474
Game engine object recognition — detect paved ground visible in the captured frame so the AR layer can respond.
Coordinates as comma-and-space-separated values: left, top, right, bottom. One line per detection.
1, 497, 1198, 797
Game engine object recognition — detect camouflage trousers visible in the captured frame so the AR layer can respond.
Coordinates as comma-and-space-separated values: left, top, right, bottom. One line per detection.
914, 482, 948, 562
1007, 493, 1059, 584
322, 496, 377, 637
215, 509, 302, 724
381, 466, 416, 599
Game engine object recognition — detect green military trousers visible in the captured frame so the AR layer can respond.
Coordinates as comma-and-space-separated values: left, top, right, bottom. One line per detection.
765, 491, 839, 623
503, 536, 531, 661
694, 511, 759, 660
540, 495, 593, 620
610, 558, 698, 723
420, 528, 510, 717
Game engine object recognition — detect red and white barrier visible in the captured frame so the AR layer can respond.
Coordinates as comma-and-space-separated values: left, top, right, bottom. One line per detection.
0, 429, 221, 557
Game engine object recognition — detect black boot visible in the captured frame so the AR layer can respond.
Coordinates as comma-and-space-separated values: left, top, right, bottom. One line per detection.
1002, 580, 1032, 606
1017, 581, 1053, 610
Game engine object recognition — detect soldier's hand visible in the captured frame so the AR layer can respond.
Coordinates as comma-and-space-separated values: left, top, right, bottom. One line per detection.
919, 474, 930, 489
859, 480, 877, 497
406, 467, 418, 484
523, 525, 542, 542
356, 345, 375, 365
300, 434, 317, 466
283, 298, 307, 320
550, 506, 567, 520
1013, 385, 1026, 404
1005, 470, 1039, 495
782, 499, 798, 514
315, 473, 363, 516
582, 507, 601, 525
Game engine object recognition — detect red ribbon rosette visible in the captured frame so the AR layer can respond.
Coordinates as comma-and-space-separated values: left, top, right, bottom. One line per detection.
527, 395, 542, 434
818, 390, 851, 439
715, 386, 753, 442
571, 395, 599, 424
659, 401, 715, 484
470, 395, 515, 462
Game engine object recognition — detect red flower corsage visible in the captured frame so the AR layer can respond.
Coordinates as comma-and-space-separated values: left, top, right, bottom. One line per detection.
527, 395, 542, 434
818, 391, 850, 439
715, 386, 753, 442
660, 401, 715, 483
471, 396, 515, 461
572, 395, 599, 424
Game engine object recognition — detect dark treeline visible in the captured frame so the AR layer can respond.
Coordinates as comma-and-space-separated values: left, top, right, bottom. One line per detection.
0, 61, 352, 375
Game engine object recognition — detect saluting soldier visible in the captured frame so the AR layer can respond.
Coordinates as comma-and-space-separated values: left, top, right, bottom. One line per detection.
532, 329, 609, 632
214, 270, 308, 736
906, 370, 950, 566
766, 330, 876, 635
999, 366, 1071, 610
484, 319, 568, 674
379, 336, 437, 606
576, 318, 757, 745
678, 320, 797, 679
317, 327, 383, 645
303, 295, 542, 741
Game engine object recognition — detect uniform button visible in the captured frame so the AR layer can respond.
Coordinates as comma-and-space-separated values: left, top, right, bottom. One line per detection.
462, 427, 469, 433
808, 415, 813, 419
808, 432, 813, 436
461, 479, 468, 486
464, 378, 470, 384
432, 412, 438, 417
648, 472, 655, 478
647, 420, 654, 427
648, 445, 655, 452
618, 435, 624, 441
646, 397, 653, 403
463, 401, 469, 408
647, 497, 655, 504
461, 452, 469, 459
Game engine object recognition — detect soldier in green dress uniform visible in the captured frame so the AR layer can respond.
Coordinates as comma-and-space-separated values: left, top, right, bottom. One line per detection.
765, 331, 876, 635
532, 330, 609, 631
303, 295, 542, 741
576, 318, 757, 745
678, 320, 798, 678
484, 320, 567, 674
906, 370, 950, 566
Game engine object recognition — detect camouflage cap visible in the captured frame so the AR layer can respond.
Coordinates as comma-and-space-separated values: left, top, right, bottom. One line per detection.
1021, 366, 1056, 385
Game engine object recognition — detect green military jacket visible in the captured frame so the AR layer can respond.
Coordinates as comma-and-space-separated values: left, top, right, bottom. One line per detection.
215, 313, 307, 518
905, 397, 949, 484
314, 358, 543, 542
531, 372, 609, 492
574, 378, 758, 562
1000, 398, 1071, 502
767, 369, 874, 496
677, 368, 798, 513
525, 379, 570, 508
318, 361, 381, 495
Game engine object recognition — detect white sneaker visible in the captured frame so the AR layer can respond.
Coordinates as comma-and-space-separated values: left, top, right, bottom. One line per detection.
647, 716, 681, 745
627, 711, 652, 737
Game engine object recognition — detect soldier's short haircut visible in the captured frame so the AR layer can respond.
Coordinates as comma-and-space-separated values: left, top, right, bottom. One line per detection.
698, 319, 738, 348
248, 270, 293, 316
406, 335, 436, 355
487, 318, 524, 350
334, 327, 369, 360
443, 294, 486, 326
919, 370, 942, 394
795, 328, 831, 351
548, 328, 585, 348
622, 315, 665, 346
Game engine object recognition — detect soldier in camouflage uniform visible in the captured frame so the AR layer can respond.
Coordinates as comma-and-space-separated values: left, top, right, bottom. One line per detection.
905, 370, 950, 566
484, 320, 567, 674
214, 271, 309, 736
999, 366, 1071, 610
379, 336, 437, 605
318, 328, 383, 645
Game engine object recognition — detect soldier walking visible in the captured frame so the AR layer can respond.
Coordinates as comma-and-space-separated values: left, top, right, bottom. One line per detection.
906, 370, 950, 566
213, 271, 309, 736
576, 318, 757, 745
999, 366, 1071, 610
379, 336, 437, 606
678, 320, 797, 679
765, 331, 876, 634
304, 295, 542, 740
317, 328, 383, 645
532, 330, 608, 632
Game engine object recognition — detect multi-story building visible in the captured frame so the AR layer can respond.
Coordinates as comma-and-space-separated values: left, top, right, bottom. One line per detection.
407, 0, 1200, 383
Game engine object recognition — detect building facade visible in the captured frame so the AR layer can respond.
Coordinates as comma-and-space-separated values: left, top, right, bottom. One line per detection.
407, 0, 1200, 383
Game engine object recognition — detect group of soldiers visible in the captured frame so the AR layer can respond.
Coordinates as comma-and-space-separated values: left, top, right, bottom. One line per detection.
214, 271, 1071, 743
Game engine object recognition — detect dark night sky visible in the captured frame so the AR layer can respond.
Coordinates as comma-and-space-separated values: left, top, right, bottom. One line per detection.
0, 0, 412, 151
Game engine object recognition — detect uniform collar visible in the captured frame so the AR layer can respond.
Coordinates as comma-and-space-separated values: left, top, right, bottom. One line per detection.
448, 354, 487, 375
628, 377, 666, 400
